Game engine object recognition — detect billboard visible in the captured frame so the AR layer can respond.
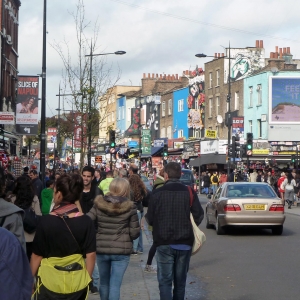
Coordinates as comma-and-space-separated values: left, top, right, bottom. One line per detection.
269, 77, 300, 123
16, 76, 39, 135
232, 116, 244, 139
269, 77, 300, 141
47, 127, 57, 149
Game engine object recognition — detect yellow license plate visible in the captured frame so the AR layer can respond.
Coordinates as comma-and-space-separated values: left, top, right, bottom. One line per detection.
244, 204, 265, 210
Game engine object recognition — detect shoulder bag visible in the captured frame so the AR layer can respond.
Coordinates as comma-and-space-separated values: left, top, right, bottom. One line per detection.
187, 187, 206, 255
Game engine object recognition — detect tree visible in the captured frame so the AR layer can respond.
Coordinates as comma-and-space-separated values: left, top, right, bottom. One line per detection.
50, 0, 121, 168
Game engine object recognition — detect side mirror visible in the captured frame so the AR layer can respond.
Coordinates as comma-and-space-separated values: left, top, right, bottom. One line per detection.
207, 194, 212, 199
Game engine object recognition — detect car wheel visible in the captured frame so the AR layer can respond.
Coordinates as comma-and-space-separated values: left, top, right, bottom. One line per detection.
216, 215, 225, 235
205, 212, 213, 229
272, 225, 283, 235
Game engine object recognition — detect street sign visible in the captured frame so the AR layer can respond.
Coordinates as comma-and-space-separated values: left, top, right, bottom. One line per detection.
247, 150, 252, 156
95, 156, 102, 163
154, 138, 167, 147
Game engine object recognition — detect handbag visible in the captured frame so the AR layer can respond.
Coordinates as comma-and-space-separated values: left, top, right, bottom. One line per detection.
188, 187, 206, 255
23, 206, 40, 234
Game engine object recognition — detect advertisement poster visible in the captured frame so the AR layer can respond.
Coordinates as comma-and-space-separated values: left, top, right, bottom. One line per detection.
270, 77, 300, 123
73, 113, 87, 150
16, 76, 39, 135
232, 116, 244, 138
47, 127, 57, 149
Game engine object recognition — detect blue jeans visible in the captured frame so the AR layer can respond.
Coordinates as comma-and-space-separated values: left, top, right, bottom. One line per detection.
202, 187, 208, 194
212, 184, 218, 194
96, 254, 130, 300
92, 261, 99, 288
133, 210, 143, 252
156, 245, 192, 300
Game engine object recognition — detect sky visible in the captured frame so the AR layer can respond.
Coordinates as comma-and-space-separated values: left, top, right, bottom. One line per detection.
18, 0, 300, 118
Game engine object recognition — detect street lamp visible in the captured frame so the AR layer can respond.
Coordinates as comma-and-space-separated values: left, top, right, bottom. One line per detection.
195, 43, 232, 180
85, 42, 126, 167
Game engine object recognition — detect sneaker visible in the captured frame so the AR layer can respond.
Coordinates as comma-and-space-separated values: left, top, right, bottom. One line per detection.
90, 284, 99, 295
131, 251, 138, 256
144, 264, 157, 273
137, 250, 143, 254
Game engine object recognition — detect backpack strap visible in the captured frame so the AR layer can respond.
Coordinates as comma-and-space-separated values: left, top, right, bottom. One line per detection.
187, 186, 193, 207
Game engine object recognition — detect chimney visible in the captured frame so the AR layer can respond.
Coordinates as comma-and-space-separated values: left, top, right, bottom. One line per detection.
215, 53, 217, 58
270, 52, 273, 58
151, 73, 154, 78
175, 74, 178, 80
279, 48, 282, 58
283, 47, 287, 54
218, 53, 220, 58
256, 40, 259, 48
143, 73, 146, 78
156, 73, 158, 78
287, 47, 291, 54
148, 73, 150, 78
259, 40, 263, 48
221, 53, 225, 57
275, 46, 278, 53
160, 74, 162, 79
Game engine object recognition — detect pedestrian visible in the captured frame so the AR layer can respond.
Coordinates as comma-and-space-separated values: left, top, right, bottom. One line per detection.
0, 167, 26, 252
219, 171, 227, 185
146, 162, 204, 300
29, 169, 43, 204
80, 166, 103, 295
277, 172, 286, 205
256, 170, 262, 182
128, 174, 151, 255
0, 227, 33, 300
282, 173, 297, 209
99, 171, 114, 195
210, 171, 219, 194
11, 176, 42, 261
41, 179, 54, 215
202, 172, 210, 194
249, 169, 258, 182
87, 178, 140, 300
30, 173, 96, 299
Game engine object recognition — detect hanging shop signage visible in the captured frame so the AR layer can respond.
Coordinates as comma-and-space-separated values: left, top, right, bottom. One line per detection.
200, 140, 218, 154
205, 129, 217, 139
141, 129, 151, 155
0, 112, 15, 125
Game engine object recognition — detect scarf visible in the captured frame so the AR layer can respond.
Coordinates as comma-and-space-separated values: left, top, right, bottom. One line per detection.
52, 202, 79, 217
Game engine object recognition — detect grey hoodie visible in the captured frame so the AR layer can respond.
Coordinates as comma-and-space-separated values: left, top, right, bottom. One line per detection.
0, 198, 26, 252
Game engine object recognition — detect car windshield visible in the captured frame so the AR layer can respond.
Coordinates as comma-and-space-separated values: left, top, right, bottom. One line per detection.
226, 184, 277, 198
180, 172, 193, 182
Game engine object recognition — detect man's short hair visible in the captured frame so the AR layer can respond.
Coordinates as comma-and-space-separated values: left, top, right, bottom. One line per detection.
106, 171, 113, 177
23, 166, 29, 173
119, 169, 128, 177
30, 169, 38, 175
46, 179, 54, 188
164, 162, 181, 179
82, 166, 95, 176
129, 164, 138, 174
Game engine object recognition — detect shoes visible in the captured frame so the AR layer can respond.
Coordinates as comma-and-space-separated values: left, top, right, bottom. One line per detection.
131, 251, 138, 256
144, 264, 157, 273
288, 205, 292, 209
137, 250, 143, 254
89, 283, 99, 295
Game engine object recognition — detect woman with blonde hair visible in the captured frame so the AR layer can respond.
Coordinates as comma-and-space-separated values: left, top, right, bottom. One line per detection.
87, 177, 139, 300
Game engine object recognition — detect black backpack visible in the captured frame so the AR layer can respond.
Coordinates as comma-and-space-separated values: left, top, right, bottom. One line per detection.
23, 207, 40, 234
212, 175, 218, 183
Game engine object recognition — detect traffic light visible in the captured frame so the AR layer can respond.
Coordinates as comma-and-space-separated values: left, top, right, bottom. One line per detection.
21, 146, 28, 156
228, 144, 233, 157
163, 143, 168, 157
234, 135, 240, 157
240, 144, 247, 158
231, 136, 237, 158
291, 155, 296, 163
109, 130, 116, 148
246, 132, 253, 151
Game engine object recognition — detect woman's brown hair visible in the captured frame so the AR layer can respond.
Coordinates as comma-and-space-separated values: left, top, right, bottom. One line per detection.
128, 174, 147, 202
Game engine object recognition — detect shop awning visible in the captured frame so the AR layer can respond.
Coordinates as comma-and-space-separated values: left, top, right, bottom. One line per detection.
151, 146, 163, 156
189, 154, 226, 166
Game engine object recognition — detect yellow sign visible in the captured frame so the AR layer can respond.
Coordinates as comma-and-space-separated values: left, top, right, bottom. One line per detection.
279, 151, 297, 155
253, 149, 269, 155
205, 129, 217, 139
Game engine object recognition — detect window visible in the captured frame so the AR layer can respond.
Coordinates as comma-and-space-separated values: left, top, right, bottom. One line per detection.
216, 69, 220, 86
178, 129, 183, 138
195, 98, 199, 109
226, 102, 229, 112
209, 72, 212, 88
178, 99, 184, 112
167, 126, 172, 139
257, 85, 262, 105
160, 127, 166, 138
112, 112, 115, 122
257, 119, 262, 138
249, 86, 253, 107
249, 120, 253, 133
194, 129, 200, 138
162, 101, 166, 117
216, 96, 220, 116
127, 107, 131, 120
168, 99, 172, 115
224, 70, 227, 83
209, 98, 212, 117
118, 108, 121, 120
122, 106, 125, 119
235, 92, 239, 110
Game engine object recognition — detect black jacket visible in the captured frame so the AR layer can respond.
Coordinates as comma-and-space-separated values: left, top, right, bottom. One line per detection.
146, 180, 204, 247
80, 183, 103, 214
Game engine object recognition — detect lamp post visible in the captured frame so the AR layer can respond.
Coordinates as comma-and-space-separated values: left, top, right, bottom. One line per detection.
40, 0, 47, 184
195, 43, 232, 180
85, 46, 126, 167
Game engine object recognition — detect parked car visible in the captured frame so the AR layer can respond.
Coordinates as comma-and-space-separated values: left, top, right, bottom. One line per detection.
141, 175, 153, 191
180, 169, 195, 190
206, 182, 285, 235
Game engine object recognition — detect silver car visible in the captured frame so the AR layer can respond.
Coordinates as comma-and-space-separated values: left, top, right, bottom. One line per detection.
206, 182, 285, 235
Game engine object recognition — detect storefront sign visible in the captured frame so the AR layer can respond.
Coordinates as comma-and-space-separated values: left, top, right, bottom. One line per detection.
205, 129, 217, 139
252, 149, 269, 155
200, 140, 218, 154
0, 112, 15, 125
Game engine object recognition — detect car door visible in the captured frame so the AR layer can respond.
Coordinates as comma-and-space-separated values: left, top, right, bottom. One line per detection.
210, 186, 222, 224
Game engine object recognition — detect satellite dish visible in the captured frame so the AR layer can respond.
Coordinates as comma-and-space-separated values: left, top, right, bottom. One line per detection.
271, 67, 278, 74
217, 115, 223, 124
